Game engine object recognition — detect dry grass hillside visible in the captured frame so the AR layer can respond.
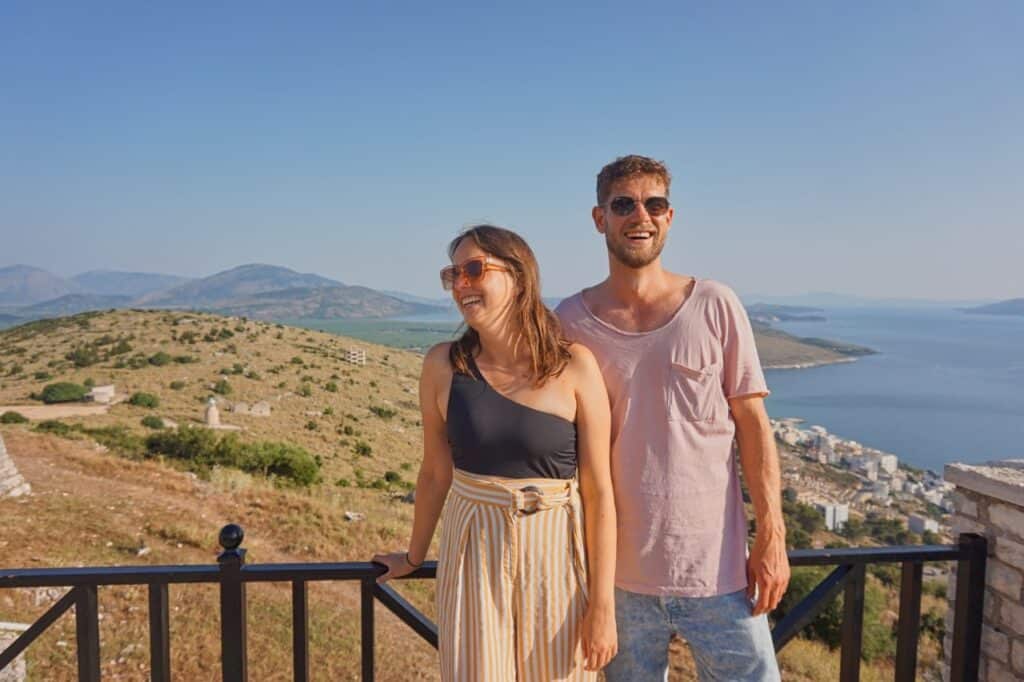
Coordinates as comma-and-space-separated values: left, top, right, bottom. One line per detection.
0, 310, 921, 680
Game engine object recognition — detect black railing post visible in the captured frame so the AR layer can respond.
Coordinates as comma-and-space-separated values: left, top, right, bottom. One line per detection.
894, 561, 922, 681
74, 584, 101, 682
149, 582, 171, 682
293, 580, 309, 682
218, 524, 248, 682
839, 563, 865, 682
950, 532, 987, 682
361, 579, 375, 682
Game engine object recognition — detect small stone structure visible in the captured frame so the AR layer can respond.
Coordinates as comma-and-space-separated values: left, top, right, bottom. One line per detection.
86, 384, 116, 404
204, 398, 221, 427
0, 622, 28, 681
344, 348, 366, 366
0, 434, 30, 498
944, 459, 1024, 681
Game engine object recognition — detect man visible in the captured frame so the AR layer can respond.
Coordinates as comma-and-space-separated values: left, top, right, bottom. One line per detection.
555, 155, 789, 681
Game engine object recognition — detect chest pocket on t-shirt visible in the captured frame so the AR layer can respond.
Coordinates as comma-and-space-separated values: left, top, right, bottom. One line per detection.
666, 362, 723, 422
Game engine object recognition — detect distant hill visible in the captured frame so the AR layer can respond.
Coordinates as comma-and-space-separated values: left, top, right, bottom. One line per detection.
72, 270, 191, 298
962, 298, 1024, 316
0, 265, 80, 305
211, 285, 447, 320
0, 313, 22, 329
15, 293, 134, 318
138, 264, 343, 307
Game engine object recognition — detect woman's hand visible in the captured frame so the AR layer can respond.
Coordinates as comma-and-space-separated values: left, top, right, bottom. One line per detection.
371, 552, 420, 584
580, 602, 617, 671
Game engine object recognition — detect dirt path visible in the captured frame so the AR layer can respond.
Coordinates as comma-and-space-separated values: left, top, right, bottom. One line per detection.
0, 404, 110, 420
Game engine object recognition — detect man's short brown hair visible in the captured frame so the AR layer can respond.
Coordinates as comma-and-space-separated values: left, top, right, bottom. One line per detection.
596, 155, 672, 205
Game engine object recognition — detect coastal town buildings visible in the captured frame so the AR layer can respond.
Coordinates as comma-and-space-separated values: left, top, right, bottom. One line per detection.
772, 418, 952, 539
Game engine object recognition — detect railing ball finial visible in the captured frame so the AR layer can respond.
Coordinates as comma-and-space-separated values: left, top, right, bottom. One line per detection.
219, 524, 244, 551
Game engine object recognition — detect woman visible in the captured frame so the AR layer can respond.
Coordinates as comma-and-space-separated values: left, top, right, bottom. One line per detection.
373, 225, 617, 681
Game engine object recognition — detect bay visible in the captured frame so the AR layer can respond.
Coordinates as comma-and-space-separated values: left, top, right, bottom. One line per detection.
766, 307, 1024, 472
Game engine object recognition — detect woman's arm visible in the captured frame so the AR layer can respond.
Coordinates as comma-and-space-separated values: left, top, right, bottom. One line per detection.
373, 343, 454, 582
570, 343, 618, 670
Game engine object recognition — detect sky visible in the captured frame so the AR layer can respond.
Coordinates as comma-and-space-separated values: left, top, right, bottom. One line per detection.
2, 1, 1022, 301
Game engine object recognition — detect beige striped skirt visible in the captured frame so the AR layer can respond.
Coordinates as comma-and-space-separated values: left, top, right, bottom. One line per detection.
436, 468, 595, 682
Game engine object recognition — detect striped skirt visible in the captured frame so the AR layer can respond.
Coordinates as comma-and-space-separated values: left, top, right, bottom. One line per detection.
436, 468, 595, 682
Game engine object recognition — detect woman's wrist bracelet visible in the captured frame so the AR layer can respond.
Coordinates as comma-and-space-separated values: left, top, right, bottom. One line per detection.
405, 552, 423, 569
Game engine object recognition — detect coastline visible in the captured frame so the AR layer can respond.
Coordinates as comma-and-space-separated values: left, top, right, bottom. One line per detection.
763, 357, 858, 371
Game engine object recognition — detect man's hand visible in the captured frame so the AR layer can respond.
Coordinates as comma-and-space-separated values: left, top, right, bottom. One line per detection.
746, 529, 790, 615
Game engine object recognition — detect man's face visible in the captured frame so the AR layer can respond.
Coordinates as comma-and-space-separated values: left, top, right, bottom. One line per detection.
593, 175, 674, 269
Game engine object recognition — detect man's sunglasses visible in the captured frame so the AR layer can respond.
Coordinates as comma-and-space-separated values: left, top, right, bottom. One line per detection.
607, 196, 671, 217
440, 257, 509, 291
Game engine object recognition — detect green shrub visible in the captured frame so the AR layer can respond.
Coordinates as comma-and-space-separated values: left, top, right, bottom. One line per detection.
128, 392, 160, 408
242, 441, 320, 486
169, 380, 186, 390
35, 420, 73, 436
384, 471, 401, 483
109, 339, 133, 355
324, 381, 338, 393
144, 429, 320, 486
213, 379, 232, 396
369, 405, 397, 420
83, 377, 95, 388
0, 411, 29, 424
174, 355, 197, 364
298, 384, 313, 397
148, 352, 172, 366
335, 478, 351, 487
40, 382, 87, 404
291, 356, 304, 365
354, 441, 372, 457
141, 416, 165, 430
305, 421, 318, 431
33, 371, 52, 381
65, 345, 100, 367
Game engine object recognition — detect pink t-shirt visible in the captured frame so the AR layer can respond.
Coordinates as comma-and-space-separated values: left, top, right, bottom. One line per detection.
556, 279, 769, 597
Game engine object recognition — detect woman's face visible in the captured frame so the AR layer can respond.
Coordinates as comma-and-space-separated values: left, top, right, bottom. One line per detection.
449, 239, 517, 331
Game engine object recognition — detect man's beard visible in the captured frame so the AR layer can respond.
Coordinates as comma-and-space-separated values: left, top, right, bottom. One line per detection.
605, 231, 667, 269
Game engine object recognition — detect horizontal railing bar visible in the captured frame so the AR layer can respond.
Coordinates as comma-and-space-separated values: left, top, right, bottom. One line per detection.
0, 565, 220, 588
0, 587, 77, 669
373, 582, 439, 648
1, 545, 958, 588
0, 563, 440, 589
241, 562, 437, 583
789, 544, 961, 566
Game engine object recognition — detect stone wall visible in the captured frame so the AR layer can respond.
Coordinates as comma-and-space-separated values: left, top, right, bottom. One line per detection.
0, 622, 28, 682
0, 435, 30, 499
945, 460, 1024, 681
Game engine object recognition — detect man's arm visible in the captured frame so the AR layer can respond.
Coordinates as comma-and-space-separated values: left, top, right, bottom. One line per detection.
730, 394, 790, 615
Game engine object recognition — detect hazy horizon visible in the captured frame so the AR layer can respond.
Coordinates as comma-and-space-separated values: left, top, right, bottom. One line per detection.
3, 3, 1021, 300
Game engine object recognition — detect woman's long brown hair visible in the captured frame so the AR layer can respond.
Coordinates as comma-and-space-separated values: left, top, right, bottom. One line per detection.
447, 225, 572, 386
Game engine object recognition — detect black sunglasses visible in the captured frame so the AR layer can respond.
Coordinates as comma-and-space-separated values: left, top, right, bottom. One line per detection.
607, 196, 671, 217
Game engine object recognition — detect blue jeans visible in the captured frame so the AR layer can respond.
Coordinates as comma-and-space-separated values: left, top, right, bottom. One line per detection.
603, 587, 780, 682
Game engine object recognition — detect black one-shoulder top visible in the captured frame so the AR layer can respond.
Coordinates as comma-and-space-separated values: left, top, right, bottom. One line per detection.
446, 356, 578, 479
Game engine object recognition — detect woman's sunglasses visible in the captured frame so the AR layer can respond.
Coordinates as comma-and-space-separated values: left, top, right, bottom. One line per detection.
440, 257, 509, 291
607, 195, 671, 217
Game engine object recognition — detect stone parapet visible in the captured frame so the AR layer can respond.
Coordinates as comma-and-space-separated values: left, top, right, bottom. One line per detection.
0, 435, 30, 498
945, 460, 1024, 681
0, 622, 28, 682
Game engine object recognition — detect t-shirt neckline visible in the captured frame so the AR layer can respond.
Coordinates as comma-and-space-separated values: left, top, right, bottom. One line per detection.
578, 278, 700, 337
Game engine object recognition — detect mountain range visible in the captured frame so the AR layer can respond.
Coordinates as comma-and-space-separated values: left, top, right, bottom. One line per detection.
0, 264, 445, 326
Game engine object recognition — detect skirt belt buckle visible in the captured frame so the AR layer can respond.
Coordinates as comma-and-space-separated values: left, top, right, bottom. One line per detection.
518, 485, 543, 515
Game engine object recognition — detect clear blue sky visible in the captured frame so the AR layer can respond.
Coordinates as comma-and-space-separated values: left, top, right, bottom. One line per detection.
2, 1, 1021, 300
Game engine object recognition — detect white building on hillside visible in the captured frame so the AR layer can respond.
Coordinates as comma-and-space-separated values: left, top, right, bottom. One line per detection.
816, 503, 849, 531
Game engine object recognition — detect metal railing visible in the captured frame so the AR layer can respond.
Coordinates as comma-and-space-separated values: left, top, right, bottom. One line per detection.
1, 526, 986, 681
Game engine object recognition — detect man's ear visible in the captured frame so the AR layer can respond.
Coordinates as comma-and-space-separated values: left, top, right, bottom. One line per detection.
592, 206, 606, 234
